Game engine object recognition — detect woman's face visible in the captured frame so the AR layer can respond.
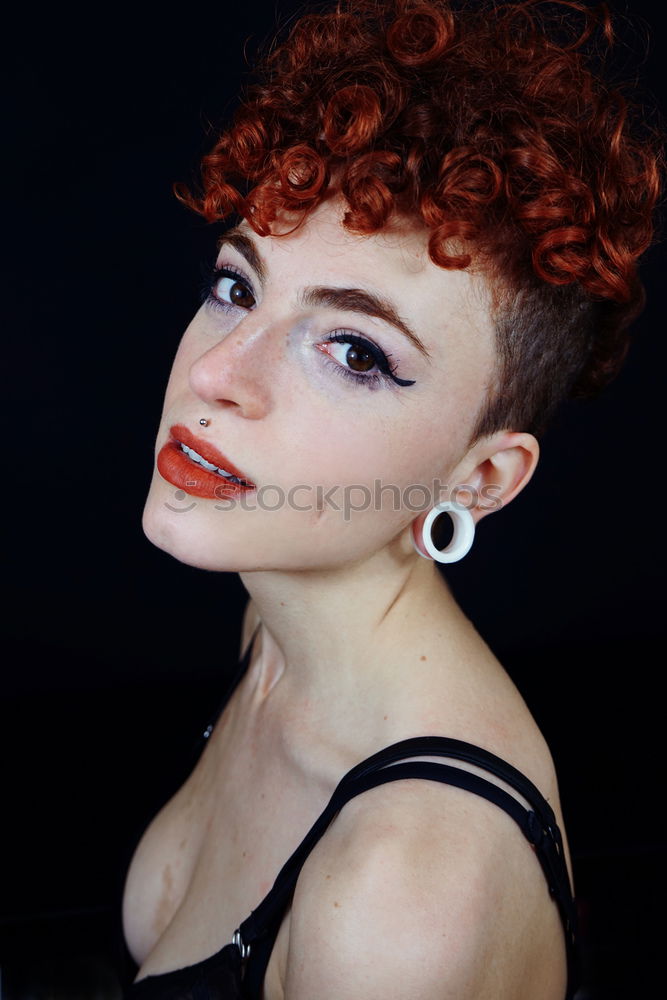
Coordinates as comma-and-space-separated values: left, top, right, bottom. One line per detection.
142, 193, 497, 571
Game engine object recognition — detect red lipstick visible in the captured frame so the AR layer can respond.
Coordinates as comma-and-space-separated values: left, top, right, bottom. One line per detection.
157, 423, 256, 500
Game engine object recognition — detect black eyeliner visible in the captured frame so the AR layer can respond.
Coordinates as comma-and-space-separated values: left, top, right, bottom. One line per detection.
325, 332, 416, 388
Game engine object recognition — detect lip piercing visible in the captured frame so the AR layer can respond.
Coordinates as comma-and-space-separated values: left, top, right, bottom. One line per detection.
199, 418, 210, 426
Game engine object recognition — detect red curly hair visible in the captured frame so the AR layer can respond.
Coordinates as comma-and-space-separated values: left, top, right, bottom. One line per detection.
174, 0, 663, 438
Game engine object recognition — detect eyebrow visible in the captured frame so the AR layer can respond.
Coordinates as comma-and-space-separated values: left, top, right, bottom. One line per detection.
217, 226, 432, 360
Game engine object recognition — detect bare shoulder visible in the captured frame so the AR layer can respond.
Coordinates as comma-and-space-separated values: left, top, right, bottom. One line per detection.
283, 776, 568, 1000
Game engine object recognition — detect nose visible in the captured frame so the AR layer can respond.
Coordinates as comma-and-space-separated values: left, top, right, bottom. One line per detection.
189, 311, 282, 419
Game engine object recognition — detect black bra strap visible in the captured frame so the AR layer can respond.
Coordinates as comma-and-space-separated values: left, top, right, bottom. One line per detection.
343, 736, 560, 824
239, 738, 579, 999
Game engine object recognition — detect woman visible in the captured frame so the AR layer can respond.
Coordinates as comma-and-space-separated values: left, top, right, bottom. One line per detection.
120, 1, 662, 997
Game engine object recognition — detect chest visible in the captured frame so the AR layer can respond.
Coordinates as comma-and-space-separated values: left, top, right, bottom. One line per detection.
122, 694, 336, 995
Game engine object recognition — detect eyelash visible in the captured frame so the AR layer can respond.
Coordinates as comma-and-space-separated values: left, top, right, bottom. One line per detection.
199, 260, 416, 390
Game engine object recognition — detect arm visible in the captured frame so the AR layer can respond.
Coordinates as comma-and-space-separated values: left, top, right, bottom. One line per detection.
283, 780, 568, 1000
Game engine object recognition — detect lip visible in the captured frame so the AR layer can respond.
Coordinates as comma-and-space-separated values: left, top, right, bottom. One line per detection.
156, 423, 256, 499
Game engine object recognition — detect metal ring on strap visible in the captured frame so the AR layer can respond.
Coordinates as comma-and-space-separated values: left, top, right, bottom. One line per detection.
232, 928, 252, 961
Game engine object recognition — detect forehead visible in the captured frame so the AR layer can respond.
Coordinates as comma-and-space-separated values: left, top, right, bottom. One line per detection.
233, 194, 497, 369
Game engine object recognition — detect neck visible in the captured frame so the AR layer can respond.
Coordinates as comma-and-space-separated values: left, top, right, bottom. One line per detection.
238, 542, 463, 702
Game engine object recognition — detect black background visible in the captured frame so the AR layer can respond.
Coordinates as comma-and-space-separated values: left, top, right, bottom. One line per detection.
3, 1, 665, 997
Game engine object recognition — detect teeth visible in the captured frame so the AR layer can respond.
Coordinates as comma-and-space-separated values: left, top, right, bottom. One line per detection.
179, 443, 247, 485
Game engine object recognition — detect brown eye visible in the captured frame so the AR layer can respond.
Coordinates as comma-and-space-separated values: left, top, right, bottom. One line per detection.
228, 279, 255, 309
319, 330, 416, 389
345, 344, 375, 372
205, 267, 257, 311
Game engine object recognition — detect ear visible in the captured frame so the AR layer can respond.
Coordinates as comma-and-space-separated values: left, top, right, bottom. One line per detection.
449, 431, 540, 525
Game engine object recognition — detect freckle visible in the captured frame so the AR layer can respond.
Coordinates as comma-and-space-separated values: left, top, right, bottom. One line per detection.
420, 655, 427, 661
383, 715, 388, 721
325, 874, 331, 879
334, 901, 340, 908
242, 851, 247, 858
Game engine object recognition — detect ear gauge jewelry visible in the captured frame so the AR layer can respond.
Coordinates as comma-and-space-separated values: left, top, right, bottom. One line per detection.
412, 501, 476, 564
199, 418, 210, 426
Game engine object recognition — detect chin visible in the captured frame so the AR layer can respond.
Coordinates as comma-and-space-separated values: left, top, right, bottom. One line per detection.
141, 486, 234, 572
140, 474, 406, 573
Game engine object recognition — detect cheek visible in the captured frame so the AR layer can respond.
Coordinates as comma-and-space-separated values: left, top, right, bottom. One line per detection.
281, 410, 457, 509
